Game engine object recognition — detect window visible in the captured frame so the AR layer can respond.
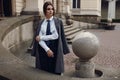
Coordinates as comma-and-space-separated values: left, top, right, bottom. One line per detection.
73, 0, 80, 8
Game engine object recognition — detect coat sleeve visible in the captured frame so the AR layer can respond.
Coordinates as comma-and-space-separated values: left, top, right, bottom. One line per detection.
59, 20, 70, 54
31, 20, 44, 56
31, 24, 39, 56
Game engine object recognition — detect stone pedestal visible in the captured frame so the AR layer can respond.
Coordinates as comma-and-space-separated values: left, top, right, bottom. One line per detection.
75, 61, 95, 78
72, 31, 100, 78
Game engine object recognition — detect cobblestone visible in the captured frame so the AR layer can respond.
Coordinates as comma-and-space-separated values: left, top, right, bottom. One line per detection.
64, 23, 120, 75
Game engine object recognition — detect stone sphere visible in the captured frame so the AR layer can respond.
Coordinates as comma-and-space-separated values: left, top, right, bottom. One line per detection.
72, 31, 100, 61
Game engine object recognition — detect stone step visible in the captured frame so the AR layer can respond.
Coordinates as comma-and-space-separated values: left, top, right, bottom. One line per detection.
64, 27, 78, 33
67, 39, 73, 44
66, 31, 80, 40
67, 30, 86, 44
64, 25, 72, 29
65, 28, 81, 36
66, 31, 82, 44
63, 21, 82, 44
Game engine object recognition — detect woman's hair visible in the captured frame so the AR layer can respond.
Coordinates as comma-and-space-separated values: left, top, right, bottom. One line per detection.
43, 1, 55, 15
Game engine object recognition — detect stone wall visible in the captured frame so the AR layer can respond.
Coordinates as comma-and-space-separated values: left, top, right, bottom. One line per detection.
2, 21, 33, 50
16, 0, 24, 16
0, 16, 34, 50
72, 15, 101, 23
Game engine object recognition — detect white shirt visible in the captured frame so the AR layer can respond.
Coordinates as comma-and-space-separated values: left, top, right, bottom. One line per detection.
39, 16, 58, 52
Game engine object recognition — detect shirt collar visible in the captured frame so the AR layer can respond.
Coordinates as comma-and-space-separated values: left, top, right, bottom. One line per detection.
45, 16, 53, 22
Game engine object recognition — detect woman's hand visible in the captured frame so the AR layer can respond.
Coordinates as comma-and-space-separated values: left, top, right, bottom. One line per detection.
47, 49, 54, 57
36, 35, 40, 42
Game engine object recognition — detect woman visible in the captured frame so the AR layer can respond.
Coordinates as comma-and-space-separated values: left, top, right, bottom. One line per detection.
32, 1, 70, 75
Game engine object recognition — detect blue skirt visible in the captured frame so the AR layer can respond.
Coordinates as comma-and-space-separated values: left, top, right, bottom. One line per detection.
35, 39, 59, 74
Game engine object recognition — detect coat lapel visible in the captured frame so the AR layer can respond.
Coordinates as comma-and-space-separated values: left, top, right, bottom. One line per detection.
53, 17, 60, 34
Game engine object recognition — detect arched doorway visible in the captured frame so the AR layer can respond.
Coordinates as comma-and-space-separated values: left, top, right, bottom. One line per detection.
0, 0, 12, 17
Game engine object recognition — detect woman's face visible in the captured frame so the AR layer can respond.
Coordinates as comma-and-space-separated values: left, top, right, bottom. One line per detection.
46, 5, 54, 18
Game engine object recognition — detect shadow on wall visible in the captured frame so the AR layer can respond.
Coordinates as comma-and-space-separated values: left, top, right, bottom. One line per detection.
0, 75, 10, 80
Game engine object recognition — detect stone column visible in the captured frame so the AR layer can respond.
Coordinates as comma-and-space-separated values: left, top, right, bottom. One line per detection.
56, 0, 61, 13
65, 0, 73, 25
21, 0, 43, 15
66, 0, 71, 16
108, 0, 116, 19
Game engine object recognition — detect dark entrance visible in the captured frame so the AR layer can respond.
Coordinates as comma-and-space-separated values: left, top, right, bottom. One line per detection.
101, 0, 108, 19
116, 1, 120, 19
0, 0, 12, 17
0, 0, 3, 16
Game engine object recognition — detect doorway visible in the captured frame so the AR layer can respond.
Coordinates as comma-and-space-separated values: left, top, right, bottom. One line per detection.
0, 0, 12, 17
101, 0, 108, 19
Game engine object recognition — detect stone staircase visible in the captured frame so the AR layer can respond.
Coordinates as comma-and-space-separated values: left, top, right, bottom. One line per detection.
64, 24, 82, 44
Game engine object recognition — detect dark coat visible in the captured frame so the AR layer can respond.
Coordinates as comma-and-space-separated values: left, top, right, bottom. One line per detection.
31, 17, 70, 73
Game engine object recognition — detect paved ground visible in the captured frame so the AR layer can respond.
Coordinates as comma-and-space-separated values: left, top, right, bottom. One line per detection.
64, 23, 120, 75
88, 23, 120, 68
11, 23, 120, 79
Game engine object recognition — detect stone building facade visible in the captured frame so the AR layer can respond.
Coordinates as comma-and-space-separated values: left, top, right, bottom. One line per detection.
0, 0, 120, 21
